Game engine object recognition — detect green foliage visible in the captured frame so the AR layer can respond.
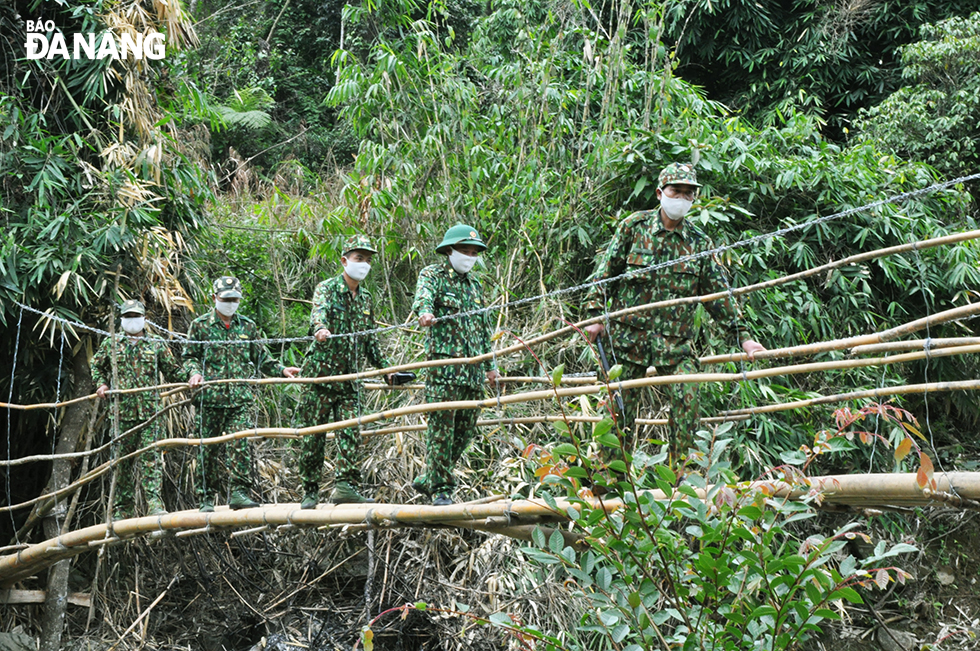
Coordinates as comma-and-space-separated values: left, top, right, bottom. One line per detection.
855, 11, 980, 176
667, 0, 974, 135
319, 0, 980, 470
525, 425, 917, 650
216, 88, 275, 131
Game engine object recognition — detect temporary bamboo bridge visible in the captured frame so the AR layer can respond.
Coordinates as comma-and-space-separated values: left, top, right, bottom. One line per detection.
2, 471, 979, 586
5, 231, 980, 586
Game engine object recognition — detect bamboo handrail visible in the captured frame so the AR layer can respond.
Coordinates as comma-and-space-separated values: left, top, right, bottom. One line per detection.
700, 301, 980, 365
721, 379, 980, 417
849, 337, 980, 356
359, 414, 751, 438
4, 471, 980, 585
5, 231, 978, 412
4, 341, 979, 486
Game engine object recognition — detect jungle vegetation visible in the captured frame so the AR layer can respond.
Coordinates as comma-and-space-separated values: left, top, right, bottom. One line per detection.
2, 0, 980, 649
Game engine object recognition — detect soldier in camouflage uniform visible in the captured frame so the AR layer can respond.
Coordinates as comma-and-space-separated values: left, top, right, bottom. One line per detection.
584, 163, 766, 460
297, 234, 394, 508
183, 276, 301, 511
92, 299, 180, 518
412, 224, 500, 506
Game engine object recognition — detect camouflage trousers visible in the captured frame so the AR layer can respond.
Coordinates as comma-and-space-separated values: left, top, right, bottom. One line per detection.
421, 384, 483, 494
297, 387, 362, 491
616, 357, 701, 459
113, 418, 164, 517
194, 404, 256, 500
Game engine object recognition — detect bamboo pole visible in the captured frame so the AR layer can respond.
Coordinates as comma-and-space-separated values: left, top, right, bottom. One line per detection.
359, 414, 751, 438
6, 230, 976, 412
700, 302, 980, 365
5, 472, 980, 585
3, 341, 978, 485
849, 338, 980, 356
150, 344, 980, 449
721, 379, 980, 417
4, 296, 975, 412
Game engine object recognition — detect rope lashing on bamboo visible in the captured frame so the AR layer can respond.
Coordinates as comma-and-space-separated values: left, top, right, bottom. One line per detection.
4, 471, 980, 585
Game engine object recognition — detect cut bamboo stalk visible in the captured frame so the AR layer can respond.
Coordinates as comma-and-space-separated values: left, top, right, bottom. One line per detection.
3, 342, 977, 509
849, 338, 980, 356
5, 472, 980, 585
700, 302, 980, 365
7, 230, 977, 411
721, 379, 980, 416
358, 414, 751, 438
149, 344, 980, 450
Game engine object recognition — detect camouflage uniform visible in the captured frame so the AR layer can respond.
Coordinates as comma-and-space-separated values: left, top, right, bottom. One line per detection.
91, 300, 179, 517
412, 239, 497, 498
585, 165, 751, 456
298, 250, 390, 496
182, 278, 287, 504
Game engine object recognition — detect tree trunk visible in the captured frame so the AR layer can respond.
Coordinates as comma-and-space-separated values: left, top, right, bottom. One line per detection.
39, 349, 93, 651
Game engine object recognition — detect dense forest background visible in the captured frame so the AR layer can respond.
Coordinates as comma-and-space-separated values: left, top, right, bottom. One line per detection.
3, 0, 980, 649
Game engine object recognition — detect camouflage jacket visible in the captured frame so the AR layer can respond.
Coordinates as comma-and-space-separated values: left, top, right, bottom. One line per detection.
181, 311, 286, 407
584, 209, 750, 366
411, 262, 496, 387
91, 334, 180, 420
303, 274, 390, 394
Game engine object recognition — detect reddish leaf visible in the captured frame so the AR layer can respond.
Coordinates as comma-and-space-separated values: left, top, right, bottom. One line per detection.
916, 466, 929, 490
916, 451, 936, 490
534, 465, 554, 478
894, 437, 913, 462
522, 444, 541, 459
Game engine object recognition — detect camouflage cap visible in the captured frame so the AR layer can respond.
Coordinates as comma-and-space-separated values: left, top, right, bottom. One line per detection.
658, 162, 702, 189
342, 234, 378, 256
119, 299, 145, 316
213, 276, 243, 299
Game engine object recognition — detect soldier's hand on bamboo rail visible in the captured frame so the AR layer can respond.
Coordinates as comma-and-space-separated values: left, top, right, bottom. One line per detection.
418, 313, 435, 328
741, 339, 767, 361
283, 367, 301, 378
189, 374, 203, 388
584, 323, 604, 342
315, 328, 331, 342
96, 384, 109, 399
486, 369, 501, 384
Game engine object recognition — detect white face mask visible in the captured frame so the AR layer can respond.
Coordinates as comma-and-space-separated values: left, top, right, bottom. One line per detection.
215, 300, 239, 317
660, 195, 693, 221
120, 317, 145, 335
344, 260, 371, 282
449, 250, 478, 274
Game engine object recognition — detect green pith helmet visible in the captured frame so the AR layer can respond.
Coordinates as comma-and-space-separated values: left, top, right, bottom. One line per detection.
658, 162, 702, 189
119, 299, 145, 316
342, 234, 378, 256
435, 224, 486, 255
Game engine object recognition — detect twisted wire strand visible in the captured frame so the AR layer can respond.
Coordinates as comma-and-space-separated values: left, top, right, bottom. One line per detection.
8, 172, 979, 347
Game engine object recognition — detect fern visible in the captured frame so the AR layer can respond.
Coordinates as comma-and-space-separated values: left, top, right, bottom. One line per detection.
216, 87, 275, 130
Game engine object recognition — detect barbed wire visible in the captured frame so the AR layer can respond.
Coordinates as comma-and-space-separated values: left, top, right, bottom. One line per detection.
7, 171, 980, 348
